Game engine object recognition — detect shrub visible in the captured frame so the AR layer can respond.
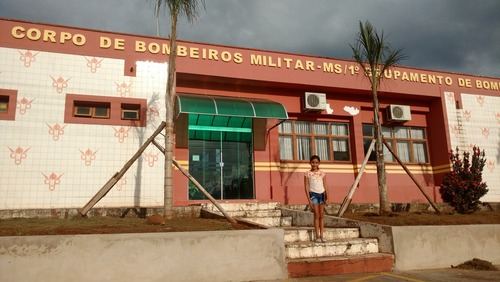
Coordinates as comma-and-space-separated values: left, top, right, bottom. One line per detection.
439, 146, 488, 214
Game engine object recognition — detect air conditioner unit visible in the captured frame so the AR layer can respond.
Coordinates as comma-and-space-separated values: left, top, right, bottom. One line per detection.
387, 105, 411, 122
304, 92, 327, 111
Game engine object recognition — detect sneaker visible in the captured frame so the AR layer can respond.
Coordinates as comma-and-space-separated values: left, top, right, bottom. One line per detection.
315, 238, 322, 243
321, 238, 327, 243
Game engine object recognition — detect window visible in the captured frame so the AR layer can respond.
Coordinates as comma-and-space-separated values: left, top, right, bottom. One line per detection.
279, 120, 350, 161
121, 103, 140, 120
0, 96, 8, 113
74, 102, 110, 118
362, 124, 429, 163
65, 94, 147, 127
0, 89, 18, 121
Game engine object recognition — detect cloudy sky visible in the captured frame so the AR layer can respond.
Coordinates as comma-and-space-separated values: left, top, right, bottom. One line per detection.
1, 0, 499, 78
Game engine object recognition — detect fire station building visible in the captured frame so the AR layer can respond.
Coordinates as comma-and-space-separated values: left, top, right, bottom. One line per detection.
0, 18, 499, 212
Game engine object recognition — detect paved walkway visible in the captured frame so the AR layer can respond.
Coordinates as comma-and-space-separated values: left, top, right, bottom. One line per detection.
261, 267, 500, 281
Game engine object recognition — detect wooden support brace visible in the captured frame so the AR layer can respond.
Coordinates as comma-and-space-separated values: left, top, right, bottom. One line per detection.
152, 139, 237, 224
383, 140, 441, 214
337, 139, 376, 217
78, 122, 166, 216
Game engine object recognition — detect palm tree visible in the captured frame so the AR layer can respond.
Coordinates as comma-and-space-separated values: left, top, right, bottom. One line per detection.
350, 21, 406, 214
154, 0, 205, 220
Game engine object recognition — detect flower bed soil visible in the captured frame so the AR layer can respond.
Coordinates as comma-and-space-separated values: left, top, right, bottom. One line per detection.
0, 209, 499, 236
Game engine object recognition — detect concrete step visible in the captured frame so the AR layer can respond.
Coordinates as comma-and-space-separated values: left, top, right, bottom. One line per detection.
285, 237, 379, 259
242, 216, 292, 227
287, 253, 395, 278
202, 202, 279, 212
201, 208, 282, 218
283, 227, 360, 243
201, 202, 288, 227
217, 209, 283, 218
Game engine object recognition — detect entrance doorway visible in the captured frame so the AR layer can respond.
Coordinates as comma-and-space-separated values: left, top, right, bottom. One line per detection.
188, 116, 254, 200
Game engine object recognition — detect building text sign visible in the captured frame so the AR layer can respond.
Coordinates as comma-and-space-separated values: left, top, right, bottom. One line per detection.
9, 25, 500, 92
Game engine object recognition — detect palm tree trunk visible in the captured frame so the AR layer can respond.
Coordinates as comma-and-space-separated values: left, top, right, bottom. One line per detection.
372, 84, 390, 214
164, 15, 177, 220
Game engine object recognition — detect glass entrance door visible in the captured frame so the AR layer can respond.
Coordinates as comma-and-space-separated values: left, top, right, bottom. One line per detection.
188, 120, 254, 200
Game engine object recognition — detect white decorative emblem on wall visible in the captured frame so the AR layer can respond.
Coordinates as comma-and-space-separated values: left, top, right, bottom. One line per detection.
343, 106, 360, 116
325, 104, 334, 114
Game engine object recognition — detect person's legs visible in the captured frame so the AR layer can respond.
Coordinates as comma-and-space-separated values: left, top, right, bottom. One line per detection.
313, 204, 321, 240
318, 203, 325, 241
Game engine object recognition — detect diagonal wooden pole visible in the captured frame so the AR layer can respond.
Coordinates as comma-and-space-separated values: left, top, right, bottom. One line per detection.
151, 139, 236, 224
383, 140, 441, 214
337, 139, 376, 217
78, 122, 166, 216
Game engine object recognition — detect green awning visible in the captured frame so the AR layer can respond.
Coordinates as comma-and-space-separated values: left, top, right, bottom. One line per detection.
175, 93, 288, 119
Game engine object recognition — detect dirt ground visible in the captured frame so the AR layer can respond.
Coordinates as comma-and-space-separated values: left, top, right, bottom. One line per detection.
0, 216, 255, 236
0, 209, 499, 236
341, 209, 500, 226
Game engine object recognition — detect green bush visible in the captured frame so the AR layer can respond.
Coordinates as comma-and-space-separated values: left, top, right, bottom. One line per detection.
439, 146, 488, 214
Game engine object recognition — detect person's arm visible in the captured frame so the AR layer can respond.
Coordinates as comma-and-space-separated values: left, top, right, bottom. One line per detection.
323, 174, 328, 203
304, 174, 313, 208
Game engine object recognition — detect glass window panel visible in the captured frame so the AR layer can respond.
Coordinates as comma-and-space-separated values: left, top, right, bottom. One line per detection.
363, 138, 376, 161
313, 122, 328, 135
333, 139, 350, 161
75, 106, 91, 116
94, 107, 109, 118
278, 120, 292, 133
122, 110, 139, 120
383, 140, 395, 162
382, 126, 393, 138
413, 142, 428, 163
396, 141, 411, 162
295, 121, 311, 134
296, 136, 311, 160
411, 128, 425, 139
362, 124, 373, 137
332, 123, 348, 135
315, 137, 330, 161
279, 136, 293, 160
394, 127, 409, 138
0, 97, 8, 113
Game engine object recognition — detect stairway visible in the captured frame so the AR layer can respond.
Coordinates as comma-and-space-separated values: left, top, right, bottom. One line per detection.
201, 202, 394, 278
202, 202, 292, 227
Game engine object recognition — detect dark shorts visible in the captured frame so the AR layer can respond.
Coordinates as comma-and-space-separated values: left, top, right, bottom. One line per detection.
309, 192, 325, 205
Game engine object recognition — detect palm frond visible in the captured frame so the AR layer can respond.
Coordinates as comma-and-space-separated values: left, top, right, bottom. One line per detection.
153, 0, 206, 23
351, 20, 406, 84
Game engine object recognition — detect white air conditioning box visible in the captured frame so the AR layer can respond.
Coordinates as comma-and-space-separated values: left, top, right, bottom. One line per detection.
304, 92, 327, 111
387, 105, 411, 122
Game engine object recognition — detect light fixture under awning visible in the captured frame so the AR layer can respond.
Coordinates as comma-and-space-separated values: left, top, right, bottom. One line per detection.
175, 93, 288, 119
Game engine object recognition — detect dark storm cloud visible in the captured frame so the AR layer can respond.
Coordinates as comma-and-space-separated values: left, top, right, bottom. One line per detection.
1, 0, 498, 77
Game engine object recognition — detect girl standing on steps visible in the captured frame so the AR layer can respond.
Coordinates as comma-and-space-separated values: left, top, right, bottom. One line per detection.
304, 155, 328, 243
